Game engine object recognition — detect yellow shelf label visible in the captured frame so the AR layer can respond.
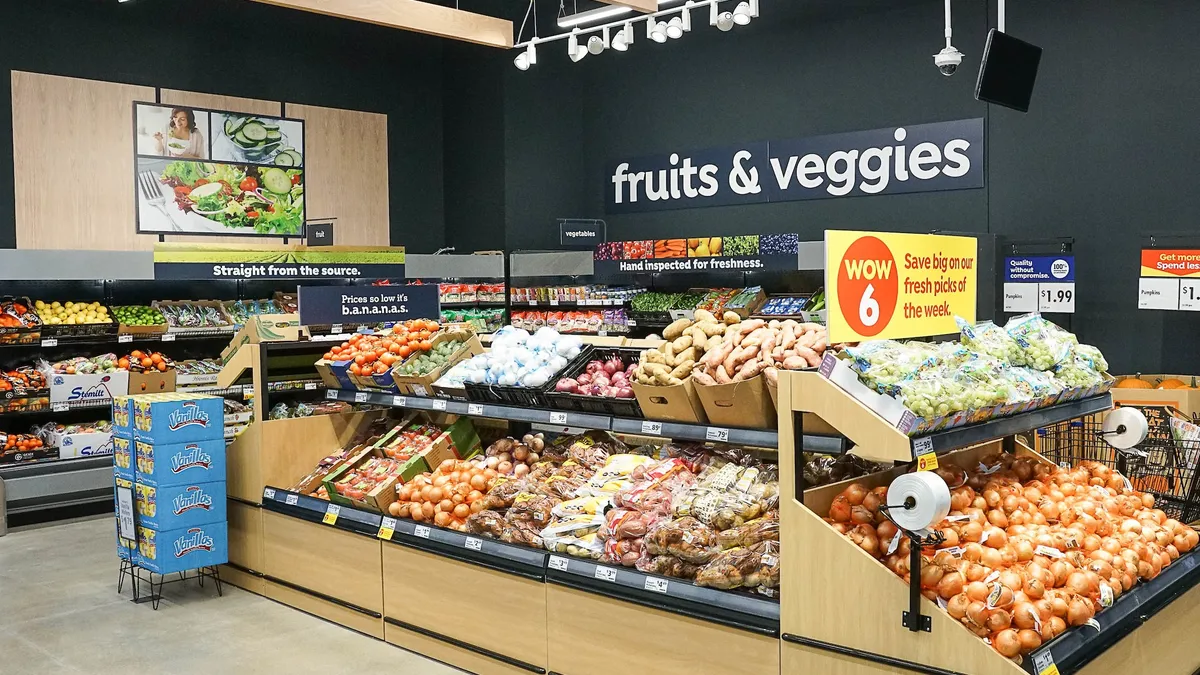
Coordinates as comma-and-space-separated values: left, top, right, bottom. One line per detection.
916, 452, 939, 472
322, 504, 341, 525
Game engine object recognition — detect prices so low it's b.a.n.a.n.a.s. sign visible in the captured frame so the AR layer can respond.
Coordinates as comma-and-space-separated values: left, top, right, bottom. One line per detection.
825, 231, 977, 343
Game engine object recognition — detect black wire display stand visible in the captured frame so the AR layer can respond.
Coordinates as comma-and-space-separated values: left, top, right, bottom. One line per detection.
117, 558, 223, 610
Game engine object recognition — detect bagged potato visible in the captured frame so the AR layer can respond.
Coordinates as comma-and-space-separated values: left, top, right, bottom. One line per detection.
636, 554, 702, 580
644, 516, 720, 564
694, 546, 763, 590
717, 513, 779, 550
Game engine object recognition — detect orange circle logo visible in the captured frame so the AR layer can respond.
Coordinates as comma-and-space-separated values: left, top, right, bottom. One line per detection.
837, 236, 898, 337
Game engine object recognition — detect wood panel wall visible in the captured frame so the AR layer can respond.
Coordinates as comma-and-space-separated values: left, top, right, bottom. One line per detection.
10, 71, 391, 251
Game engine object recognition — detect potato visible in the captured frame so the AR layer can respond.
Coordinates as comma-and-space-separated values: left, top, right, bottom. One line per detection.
670, 335, 693, 352
655, 371, 676, 385
664, 318, 692, 341
693, 309, 716, 324
709, 237, 723, 255
670, 361, 695, 379
674, 346, 696, 365
700, 322, 726, 337
723, 311, 741, 325
645, 350, 667, 366
689, 331, 708, 353
642, 363, 671, 378
663, 341, 677, 362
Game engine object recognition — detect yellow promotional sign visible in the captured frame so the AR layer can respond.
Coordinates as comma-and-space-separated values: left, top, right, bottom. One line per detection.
825, 230, 977, 342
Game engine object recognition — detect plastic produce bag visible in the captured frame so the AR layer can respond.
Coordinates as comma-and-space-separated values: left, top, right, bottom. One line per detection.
506, 492, 559, 526
540, 515, 605, 559
1004, 313, 1077, 370
636, 554, 702, 580
717, 513, 779, 550
756, 540, 780, 589
600, 508, 660, 541
694, 546, 765, 590
603, 537, 644, 567
844, 340, 938, 391
958, 317, 1028, 366
644, 516, 720, 564
465, 509, 507, 539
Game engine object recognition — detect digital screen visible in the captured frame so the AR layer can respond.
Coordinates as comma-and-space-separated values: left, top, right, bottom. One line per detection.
975, 29, 1043, 113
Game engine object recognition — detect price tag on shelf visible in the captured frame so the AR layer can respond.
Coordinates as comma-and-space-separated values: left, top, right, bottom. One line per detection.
392, 396, 407, 407
597, 330, 608, 337
640, 421, 662, 436
161, 333, 176, 342
594, 566, 617, 583
548, 556, 569, 571
243, 388, 254, 401
118, 334, 134, 344
644, 577, 669, 593
304, 382, 318, 391
432, 399, 447, 411
41, 338, 58, 348
285, 494, 299, 506
52, 402, 69, 413
331, 324, 343, 334
1033, 650, 1059, 675
354, 392, 369, 403
465, 537, 483, 551
1002, 283, 1037, 313
913, 437, 934, 454
467, 404, 485, 416
326, 390, 339, 400
1138, 277, 1180, 310
549, 412, 568, 425
705, 427, 729, 443
549, 299, 558, 306
414, 525, 431, 539
322, 504, 341, 525
1038, 283, 1075, 313
1180, 280, 1200, 311
916, 452, 939, 472
378, 517, 397, 541
264, 488, 276, 500
627, 320, 637, 327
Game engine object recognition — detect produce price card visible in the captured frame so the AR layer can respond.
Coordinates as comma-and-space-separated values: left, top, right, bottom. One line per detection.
1003, 256, 1075, 313
1139, 249, 1200, 311
825, 231, 977, 342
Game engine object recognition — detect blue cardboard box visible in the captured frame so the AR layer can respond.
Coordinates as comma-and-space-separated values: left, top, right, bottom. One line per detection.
136, 521, 228, 575
112, 395, 133, 430
135, 438, 226, 487
113, 434, 134, 481
132, 393, 224, 444
134, 480, 227, 531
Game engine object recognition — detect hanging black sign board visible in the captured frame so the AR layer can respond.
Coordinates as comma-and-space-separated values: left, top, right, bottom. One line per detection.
298, 285, 440, 326
559, 219, 607, 248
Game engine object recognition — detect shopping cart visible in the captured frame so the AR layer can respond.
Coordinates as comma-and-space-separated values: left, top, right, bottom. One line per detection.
1036, 405, 1200, 524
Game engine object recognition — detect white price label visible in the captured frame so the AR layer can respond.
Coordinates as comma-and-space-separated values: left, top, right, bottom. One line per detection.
1180, 280, 1200, 311
1035, 545, 1065, 559
331, 324, 343, 334
548, 556, 569, 571
264, 488, 277, 500
594, 566, 617, 582
52, 402, 69, 413
285, 494, 299, 506
640, 420, 663, 435
644, 577, 669, 593
118, 334, 134, 344
322, 504, 341, 525
627, 320, 637, 327
411, 384, 429, 397
161, 333, 176, 342
326, 390, 338, 400
549, 412, 568, 425
528, 300, 538, 306
1002, 283, 1038, 313
392, 396, 407, 407
706, 427, 729, 443
1033, 650, 1059, 675
354, 392, 369, 403
304, 382, 318, 391
41, 338, 58, 347
1139, 277, 1180, 310
432, 399, 447, 411
1038, 283, 1076, 313
414, 525, 431, 539
378, 517, 398, 540
597, 330, 608, 337
468, 404, 485, 416
116, 486, 136, 540
465, 537, 483, 551
549, 299, 559, 306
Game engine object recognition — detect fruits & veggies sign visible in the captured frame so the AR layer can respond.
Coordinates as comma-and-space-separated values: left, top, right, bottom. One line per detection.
593, 233, 802, 274
825, 230, 977, 342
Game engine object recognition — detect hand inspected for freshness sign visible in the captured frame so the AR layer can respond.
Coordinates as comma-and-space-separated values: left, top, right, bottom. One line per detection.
825, 231, 977, 342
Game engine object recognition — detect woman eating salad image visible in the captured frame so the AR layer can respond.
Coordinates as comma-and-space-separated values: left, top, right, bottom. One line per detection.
154, 108, 208, 159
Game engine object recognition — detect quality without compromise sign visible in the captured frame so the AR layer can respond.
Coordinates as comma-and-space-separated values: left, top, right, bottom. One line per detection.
825, 231, 977, 342
606, 119, 984, 214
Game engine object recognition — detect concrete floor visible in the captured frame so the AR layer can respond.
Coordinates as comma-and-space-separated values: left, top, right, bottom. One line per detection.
0, 515, 461, 675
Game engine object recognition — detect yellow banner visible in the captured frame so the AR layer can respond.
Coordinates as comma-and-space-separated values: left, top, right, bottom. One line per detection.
825, 231, 977, 342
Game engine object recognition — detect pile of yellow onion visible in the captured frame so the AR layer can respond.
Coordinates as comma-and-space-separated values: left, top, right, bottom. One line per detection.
826, 454, 1199, 663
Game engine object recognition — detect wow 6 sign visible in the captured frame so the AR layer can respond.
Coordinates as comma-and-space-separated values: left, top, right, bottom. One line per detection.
825, 231, 977, 342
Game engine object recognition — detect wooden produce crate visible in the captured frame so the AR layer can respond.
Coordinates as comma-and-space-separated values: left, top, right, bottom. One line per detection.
391, 329, 483, 397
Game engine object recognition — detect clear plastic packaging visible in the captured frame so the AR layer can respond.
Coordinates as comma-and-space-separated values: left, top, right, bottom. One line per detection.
1004, 313, 1077, 370
644, 515, 720, 564
635, 554, 702, 580
465, 509, 507, 538
717, 513, 779, 550
958, 317, 1028, 366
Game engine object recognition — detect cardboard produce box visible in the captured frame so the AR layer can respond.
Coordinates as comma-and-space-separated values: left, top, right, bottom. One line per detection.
48, 371, 129, 405
57, 431, 114, 459
135, 437, 226, 487
1112, 374, 1200, 416
128, 370, 177, 396
392, 330, 484, 396
132, 393, 225, 444
113, 433, 133, 480
220, 314, 303, 364
694, 375, 776, 429
632, 378, 708, 424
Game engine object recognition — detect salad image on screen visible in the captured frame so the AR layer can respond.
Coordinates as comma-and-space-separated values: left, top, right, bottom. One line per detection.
136, 158, 305, 236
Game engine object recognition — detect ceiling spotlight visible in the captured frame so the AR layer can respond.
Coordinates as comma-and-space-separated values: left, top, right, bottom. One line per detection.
733, 0, 757, 26
612, 22, 633, 51
513, 40, 537, 71
568, 30, 588, 62
710, 2, 735, 31
666, 17, 684, 39
647, 19, 668, 44
588, 34, 606, 55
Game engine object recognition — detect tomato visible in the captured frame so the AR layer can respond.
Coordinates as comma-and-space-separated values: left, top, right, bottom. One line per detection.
266, 204, 275, 213
173, 186, 192, 197
292, 173, 302, 185
354, 354, 367, 366
194, 178, 209, 186
418, 340, 432, 351
397, 345, 412, 358
247, 211, 260, 219
239, 177, 259, 192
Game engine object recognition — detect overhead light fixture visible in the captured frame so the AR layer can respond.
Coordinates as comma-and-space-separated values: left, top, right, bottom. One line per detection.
568, 29, 588, 61
513, 40, 538, 70
665, 16, 684, 38
647, 19, 668, 43
588, 29, 608, 55
611, 21, 633, 51
709, 1, 734, 31
733, 0, 757, 26
557, 0, 685, 29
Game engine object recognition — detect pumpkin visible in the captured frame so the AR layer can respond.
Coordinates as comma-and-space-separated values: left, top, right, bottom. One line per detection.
1158, 378, 1186, 390
1115, 378, 1153, 389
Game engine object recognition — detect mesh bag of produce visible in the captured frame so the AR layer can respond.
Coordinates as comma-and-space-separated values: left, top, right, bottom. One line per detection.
506, 492, 560, 526
635, 554, 702, 580
600, 508, 661, 541
482, 477, 530, 510
717, 513, 780, 550
644, 515, 721, 563
465, 509, 507, 539
694, 545, 765, 590
958, 317, 1028, 367
602, 536, 644, 567
1004, 313, 1078, 370
755, 540, 780, 590
499, 520, 544, 548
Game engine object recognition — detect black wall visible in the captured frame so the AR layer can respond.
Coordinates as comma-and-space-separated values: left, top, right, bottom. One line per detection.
496, 0, 1200, 373
0, 0, 447, 252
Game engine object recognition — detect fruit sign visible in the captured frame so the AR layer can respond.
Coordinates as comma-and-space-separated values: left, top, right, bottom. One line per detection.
825, 231, 977, 342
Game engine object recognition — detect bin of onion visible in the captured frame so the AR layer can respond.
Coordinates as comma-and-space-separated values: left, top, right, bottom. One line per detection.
555, 356, 637, 399
389, 458, 501, 532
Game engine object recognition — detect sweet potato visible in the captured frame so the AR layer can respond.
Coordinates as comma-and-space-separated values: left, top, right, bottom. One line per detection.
733, 360, 768, 382
782, 355, 806, 370
764, 367, 779, 386
714, 363, 733, 384
693, 371, 717, 386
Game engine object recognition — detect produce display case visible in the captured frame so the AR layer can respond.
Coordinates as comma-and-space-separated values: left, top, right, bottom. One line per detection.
776, 369, 1200, 675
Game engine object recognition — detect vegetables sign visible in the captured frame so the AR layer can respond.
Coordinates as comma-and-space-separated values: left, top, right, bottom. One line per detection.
825, 231, 977, 342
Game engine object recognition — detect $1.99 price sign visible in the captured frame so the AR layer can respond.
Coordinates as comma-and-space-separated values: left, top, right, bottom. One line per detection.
825, 231, 978, 342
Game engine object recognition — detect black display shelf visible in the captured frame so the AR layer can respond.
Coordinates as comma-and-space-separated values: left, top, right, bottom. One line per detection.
442, 301, 507, 308
324, 388, 842, 451
1022, 549, 1200, 675
510, 299, 627, 308
0, 330, 235, 350
0, 453, 112, 477
261, 486, 382, 538
544, 555, 780, 637
909, 394, 1114, 458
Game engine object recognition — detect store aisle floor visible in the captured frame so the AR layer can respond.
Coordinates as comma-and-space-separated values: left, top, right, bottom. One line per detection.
0, 516, 461, 675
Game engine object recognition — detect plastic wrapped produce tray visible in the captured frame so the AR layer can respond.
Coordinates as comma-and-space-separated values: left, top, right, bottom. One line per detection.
545, 345, 643, 418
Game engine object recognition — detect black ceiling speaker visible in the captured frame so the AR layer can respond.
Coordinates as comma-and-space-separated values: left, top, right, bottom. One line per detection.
975, 28, 1043, 113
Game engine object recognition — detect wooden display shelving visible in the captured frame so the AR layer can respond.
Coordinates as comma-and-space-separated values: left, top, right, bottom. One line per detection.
776, 370, 1200, 675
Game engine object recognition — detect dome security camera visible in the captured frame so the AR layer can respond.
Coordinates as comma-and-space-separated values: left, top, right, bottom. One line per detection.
934, 46, 963, 76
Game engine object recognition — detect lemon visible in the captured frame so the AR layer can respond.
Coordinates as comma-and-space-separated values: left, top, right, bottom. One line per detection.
51, 301, 61, 309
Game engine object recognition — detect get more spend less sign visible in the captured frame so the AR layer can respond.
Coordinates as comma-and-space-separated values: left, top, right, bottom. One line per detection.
825, 231, 977, 342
